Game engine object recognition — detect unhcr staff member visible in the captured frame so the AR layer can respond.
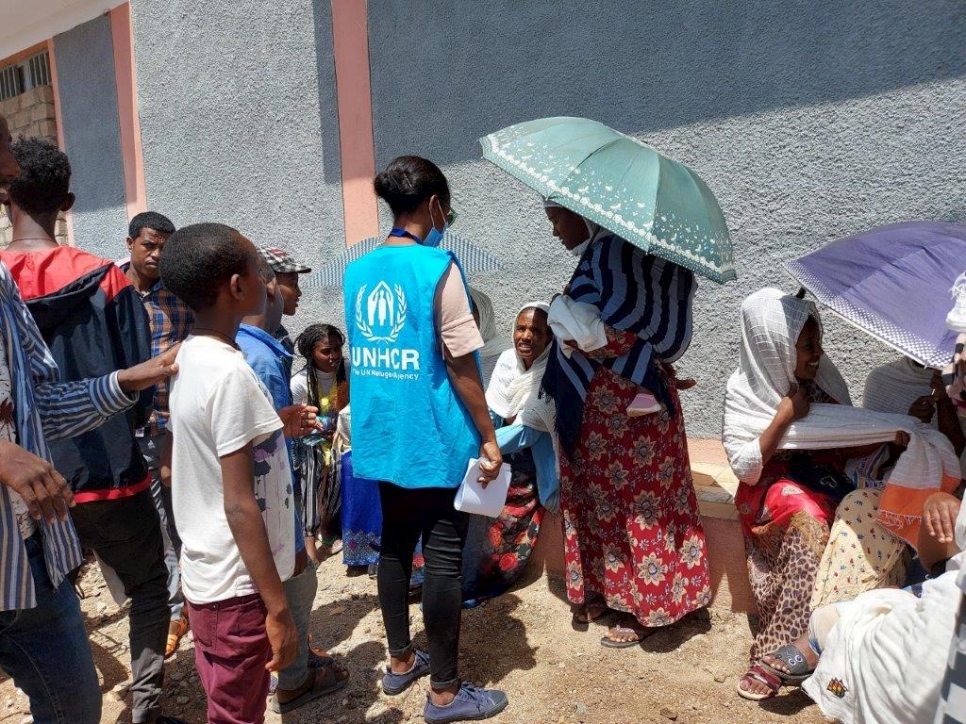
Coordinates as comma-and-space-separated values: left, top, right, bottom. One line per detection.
344, 156, 508, 723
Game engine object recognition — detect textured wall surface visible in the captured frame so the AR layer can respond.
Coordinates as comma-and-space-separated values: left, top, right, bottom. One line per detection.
368, 0, 966, 437
53, 16, 127, 257
131, 0, 346, 344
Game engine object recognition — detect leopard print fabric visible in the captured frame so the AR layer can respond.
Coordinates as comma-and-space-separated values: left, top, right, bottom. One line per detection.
747, 511, 830, 663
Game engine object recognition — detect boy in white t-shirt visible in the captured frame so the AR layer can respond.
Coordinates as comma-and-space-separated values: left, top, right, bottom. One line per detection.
160, 223, 313, 724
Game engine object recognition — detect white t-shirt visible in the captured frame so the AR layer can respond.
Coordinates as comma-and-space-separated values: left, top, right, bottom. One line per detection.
169, 335, 295, 604
290, 366, 336, 406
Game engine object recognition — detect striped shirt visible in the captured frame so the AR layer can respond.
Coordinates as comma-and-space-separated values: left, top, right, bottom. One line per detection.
0, 262, 136, 611
561, 233, 696, 400
120, 263, 193, 432
544, 233, 696, 455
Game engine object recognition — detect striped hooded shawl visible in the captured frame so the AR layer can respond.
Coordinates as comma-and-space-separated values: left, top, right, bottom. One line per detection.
542, 233, 696, 455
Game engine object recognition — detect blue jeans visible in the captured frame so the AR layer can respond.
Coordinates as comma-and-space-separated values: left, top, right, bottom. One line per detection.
0, 532, 100, 723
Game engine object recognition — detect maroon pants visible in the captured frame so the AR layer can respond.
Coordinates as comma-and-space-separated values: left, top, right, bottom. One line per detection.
187, 593, 270, 724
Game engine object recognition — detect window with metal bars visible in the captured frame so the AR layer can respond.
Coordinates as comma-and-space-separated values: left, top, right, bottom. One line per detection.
0, 51, 51, 102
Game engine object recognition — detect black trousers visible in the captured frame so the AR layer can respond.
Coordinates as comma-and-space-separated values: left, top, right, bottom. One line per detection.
377, 482, 469, 690
70, 489, 169, 723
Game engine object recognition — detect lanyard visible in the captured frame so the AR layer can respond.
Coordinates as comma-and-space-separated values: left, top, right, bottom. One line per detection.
388, 228, 422, 244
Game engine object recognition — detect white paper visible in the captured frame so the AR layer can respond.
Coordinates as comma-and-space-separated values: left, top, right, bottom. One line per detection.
453, 458, 512, 517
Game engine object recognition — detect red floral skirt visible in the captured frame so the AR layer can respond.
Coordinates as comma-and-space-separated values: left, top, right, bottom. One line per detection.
560, 368, 711, 627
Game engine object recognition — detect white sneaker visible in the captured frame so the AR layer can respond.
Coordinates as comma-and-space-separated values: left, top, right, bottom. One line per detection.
947, 272, 966, 333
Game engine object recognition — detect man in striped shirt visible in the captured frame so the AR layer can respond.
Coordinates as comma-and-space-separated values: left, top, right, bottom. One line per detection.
0, 114, 178, 723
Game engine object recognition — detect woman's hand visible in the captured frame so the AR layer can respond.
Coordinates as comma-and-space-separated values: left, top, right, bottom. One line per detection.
894, 431, 911, 448
777, 384, 810, 423
908, 395, 935, 423
477, 440, 503, 488
922, 491, 962, 544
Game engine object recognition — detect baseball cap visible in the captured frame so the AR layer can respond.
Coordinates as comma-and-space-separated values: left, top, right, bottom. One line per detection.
257, 246, 312, 274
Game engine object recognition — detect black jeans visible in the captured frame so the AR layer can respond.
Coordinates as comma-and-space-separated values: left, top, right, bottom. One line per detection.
70, 489, 170, 724
377, 483, 468, 690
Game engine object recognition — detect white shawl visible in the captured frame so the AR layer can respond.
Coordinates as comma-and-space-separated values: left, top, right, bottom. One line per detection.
723, 289, 960, 545
863, 357, 934, 416
485, 303, 558, 454
469, 287, 512, 386
802, 501, 966, 724
485, 303, 553, 425
864, 356, 966, 469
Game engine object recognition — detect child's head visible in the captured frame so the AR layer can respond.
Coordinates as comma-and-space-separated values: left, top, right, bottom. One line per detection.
5, 138, 74, 219
160, 222, 265, 317
297, 324, 345, 373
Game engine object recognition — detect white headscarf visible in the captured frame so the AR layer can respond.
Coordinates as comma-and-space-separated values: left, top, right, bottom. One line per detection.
863, 357, 934, 416
468, 287, 512, 385
723, 288, 960, 546
486, 303, 552, 421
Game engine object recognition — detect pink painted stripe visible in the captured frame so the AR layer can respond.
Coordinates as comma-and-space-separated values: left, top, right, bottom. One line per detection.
331, 0, 379, 247
46, 38, 74, 247
110, 3, 146, 219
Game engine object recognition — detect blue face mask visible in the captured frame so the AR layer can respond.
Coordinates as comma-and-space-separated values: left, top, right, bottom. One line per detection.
423, 201, 447, 248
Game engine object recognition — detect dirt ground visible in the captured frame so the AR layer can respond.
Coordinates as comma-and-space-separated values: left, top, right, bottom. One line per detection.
0, 557, 827, 724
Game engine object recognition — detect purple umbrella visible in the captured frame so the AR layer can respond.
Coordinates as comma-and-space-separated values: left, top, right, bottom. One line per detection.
785, 221, 966, 368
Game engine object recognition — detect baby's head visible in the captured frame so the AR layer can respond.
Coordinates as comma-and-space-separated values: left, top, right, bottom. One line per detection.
160, 222, 265, 319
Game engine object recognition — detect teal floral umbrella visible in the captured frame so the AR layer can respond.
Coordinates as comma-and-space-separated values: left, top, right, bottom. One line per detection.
480, 117, 736, 283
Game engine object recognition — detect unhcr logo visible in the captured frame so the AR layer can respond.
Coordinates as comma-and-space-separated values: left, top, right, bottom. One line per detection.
355, 282, 407, 343
352, 281, 421, 377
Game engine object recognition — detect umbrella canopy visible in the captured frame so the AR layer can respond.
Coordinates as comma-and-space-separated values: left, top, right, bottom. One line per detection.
480, 116, 735, 283
305, 232, 503, 289
785, 221, 966, 368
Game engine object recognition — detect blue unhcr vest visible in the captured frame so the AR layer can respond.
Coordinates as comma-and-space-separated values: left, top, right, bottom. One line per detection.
344, 244, 479, 489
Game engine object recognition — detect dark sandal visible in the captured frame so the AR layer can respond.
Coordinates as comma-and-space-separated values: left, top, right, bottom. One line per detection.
600, 624, 657, 648
270, 660, 349, 714
759, 644, 815, 684
737, 665, 782, 701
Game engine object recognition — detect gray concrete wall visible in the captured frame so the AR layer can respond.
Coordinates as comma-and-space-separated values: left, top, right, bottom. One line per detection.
131, 0, 346, 340
367, 0, 966, 438
53, 16, 127, 257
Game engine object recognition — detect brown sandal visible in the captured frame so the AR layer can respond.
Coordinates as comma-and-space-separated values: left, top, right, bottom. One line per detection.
570, 600, 612, 631
165, 612, 189, 658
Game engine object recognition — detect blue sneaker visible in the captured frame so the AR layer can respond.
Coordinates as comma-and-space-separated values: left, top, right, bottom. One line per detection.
382, 648, 431, 695
423, 682, 508, 723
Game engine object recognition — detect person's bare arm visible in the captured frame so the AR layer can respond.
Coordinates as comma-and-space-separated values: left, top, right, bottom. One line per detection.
445, 350, 502, 483
756, 386, 809, 473
220, 444, 297, 672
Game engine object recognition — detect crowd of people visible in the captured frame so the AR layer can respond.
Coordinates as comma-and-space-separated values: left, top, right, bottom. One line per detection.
0, 108, 964, 724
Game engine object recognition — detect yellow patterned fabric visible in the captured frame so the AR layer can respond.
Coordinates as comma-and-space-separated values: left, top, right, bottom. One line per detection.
811, 488, 909, 610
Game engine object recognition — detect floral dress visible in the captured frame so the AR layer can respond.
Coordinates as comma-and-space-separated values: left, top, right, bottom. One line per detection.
559, 327, 711, 627
463, 439, 544, 605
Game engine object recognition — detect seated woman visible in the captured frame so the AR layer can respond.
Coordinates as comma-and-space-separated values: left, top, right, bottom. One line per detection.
751, 491, 965, 724
864, 355, 966, 460
724, 289, 960, 701
462, 303, 559, 605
